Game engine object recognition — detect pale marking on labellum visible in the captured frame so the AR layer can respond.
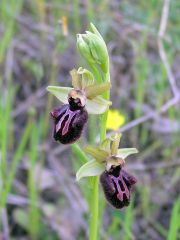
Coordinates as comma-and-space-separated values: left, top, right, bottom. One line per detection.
55, 108, 69, 133
110, 175, 129, 202
62, 109, 78, 136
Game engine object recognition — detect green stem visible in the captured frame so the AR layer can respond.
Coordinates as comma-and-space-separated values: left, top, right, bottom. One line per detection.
100, 111, 108, 141
89, 176, 99, 240
89, 66, 110, 240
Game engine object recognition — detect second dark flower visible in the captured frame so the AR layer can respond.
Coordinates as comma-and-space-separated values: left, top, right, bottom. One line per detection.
100, 166, 137, 209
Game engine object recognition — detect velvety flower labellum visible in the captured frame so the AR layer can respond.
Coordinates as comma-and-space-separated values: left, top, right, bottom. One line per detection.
50, 93, 88, 144
100, 166, 137, 209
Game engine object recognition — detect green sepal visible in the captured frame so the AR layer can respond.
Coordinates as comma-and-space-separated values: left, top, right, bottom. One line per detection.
70, 69, 82, 89
86, 96, 111, 114
46, 86, 72, 104
100, 138, 111, 153
76, 159, 105, 181
84, 145, 109, 163
77, 67, 94, 88
85, 82, 111, 99
111, 133, 122, 156
116, 148, 138, 159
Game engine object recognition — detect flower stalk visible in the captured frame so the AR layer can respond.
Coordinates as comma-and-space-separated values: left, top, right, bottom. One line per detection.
87, 24, 110, 240
89, 94, 109, 240
89, 175, 99, 240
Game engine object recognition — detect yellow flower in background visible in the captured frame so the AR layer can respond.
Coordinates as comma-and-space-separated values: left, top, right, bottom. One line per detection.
106, 109, 125, 130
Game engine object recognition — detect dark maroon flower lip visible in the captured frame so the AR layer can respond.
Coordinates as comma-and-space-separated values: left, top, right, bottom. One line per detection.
50, 104, 88, 144
100, 166, 137, 209
55, 107, 79, 136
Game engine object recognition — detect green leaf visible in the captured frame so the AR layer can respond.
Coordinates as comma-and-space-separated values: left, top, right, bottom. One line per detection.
86, 96, 111, 114
76, 159, 105, 181
46, 86, 72, 104
117, 148, 138, 159
168, 198, 180, 240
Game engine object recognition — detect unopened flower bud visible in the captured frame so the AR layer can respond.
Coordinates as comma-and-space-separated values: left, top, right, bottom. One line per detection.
77, 34, 96, 64
77, 25, 109, 74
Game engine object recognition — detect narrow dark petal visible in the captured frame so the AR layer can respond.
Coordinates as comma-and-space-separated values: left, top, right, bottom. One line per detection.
50, 104, 88, 144
100, 166, 137, 209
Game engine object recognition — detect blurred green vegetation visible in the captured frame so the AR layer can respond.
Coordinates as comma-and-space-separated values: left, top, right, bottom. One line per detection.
0, 0, 180, 239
